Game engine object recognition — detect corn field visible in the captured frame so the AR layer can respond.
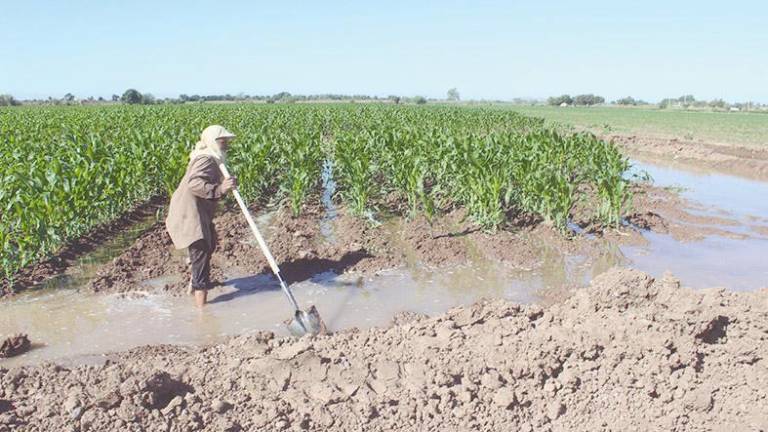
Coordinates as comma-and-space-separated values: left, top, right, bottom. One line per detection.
0, 104, 631, 279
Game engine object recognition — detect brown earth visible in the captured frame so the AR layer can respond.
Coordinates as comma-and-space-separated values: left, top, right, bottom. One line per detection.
76, 192, 645, 297
86, 201, 381, 295
2, 268, 766, 431
608, 133, 768, 182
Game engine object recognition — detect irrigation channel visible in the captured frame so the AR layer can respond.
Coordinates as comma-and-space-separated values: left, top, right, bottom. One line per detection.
2, 159, 768, 368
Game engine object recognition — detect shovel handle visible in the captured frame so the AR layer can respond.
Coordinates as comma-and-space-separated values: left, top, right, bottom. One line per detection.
218, 162, 301, 311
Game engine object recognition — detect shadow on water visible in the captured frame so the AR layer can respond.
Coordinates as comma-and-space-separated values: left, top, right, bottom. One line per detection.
209, 250, 370, 304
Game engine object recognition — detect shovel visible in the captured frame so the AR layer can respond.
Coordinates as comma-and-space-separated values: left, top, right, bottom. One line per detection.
218, 162, 326, 337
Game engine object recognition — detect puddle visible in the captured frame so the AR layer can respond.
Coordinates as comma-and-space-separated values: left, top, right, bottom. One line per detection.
623, 160, 768, 290
1, 248, 609, 367
622, 231, 768, 291
3, 160, 768, 367
319, 159, 338, 243
629, 160, 768, 224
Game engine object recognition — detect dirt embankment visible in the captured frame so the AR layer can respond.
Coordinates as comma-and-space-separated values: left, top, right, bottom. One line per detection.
608, 133, 768, 181
2, 268, 766, 431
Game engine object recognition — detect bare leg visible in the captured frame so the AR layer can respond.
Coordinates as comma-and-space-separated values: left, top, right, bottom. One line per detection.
194, 289, 208, 307
188, 239, 212, 306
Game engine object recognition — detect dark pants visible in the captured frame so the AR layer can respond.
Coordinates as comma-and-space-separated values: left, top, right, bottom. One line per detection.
189, 239, 212, 291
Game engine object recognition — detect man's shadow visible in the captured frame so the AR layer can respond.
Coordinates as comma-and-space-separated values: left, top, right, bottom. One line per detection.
208, 250, 370, 304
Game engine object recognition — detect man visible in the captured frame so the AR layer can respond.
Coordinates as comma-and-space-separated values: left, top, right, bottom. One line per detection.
166, 125, 237, 307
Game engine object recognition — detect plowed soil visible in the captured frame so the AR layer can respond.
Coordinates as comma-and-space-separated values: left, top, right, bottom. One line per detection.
2, 268, 766, 431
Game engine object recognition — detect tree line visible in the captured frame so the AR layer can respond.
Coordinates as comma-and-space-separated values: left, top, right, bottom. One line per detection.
4, 90, 437, 106
547, 94, 606, 106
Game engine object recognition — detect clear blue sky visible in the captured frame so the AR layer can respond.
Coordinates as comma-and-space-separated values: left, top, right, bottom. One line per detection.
1, 0, 766, 102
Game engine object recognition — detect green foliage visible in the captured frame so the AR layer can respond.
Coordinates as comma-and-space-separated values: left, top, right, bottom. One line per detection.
573, 94, 605, 106
547, 95, 573, 106
121, 89, 143, 105
0, 103, 631, 279
332, 132, 379, 217
614, 96, 643, 106
280, 131, 323, 216
0, 94, 21, 106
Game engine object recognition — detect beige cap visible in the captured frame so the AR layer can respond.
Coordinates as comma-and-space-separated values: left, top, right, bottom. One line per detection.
205, 125, 235, 140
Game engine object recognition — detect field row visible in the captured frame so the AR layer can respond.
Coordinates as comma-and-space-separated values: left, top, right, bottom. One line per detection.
0, 104, 630, 279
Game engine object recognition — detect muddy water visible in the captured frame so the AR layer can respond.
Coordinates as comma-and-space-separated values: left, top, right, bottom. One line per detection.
624, 161, 768, 290
2, 161, 768, 367
1, 244, 613, 367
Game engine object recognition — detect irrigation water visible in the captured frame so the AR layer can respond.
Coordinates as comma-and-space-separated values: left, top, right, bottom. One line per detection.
2, 161, 768, 367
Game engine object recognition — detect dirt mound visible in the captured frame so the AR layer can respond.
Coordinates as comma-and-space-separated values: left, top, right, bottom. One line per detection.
88, 224, 183, 294
610, 133, 768, 182
84, 200, 392, 296
0, 335, 30, 359
3, 268, 767, 431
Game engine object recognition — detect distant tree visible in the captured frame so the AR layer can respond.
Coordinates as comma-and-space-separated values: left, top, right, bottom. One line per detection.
547, 94, 573, 106
387, 95, 401, 104
447, 88, 460, 101
98, 96, 105, 102
573, 94, 605, 106
614, 96, 638, 106
0, 94, 21, 106
414, 96, 427, 105
141, 93, 156, 104
63, 93, 75, 104
708, 99, 727, 109
677, 94, 695, 107
111, 94, 119, 102
658, 98, 675, 109
121, 89, 143, 104
272, 91, 292, 101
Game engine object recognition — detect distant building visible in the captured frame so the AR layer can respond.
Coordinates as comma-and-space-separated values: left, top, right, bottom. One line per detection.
730, 107, 740, 112
559, 102, 568, 107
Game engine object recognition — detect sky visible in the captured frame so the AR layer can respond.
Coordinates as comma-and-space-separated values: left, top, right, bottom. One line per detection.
1, 0, 766, 102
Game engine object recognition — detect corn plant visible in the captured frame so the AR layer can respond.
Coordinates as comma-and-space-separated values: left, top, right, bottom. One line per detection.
331, 131, 379, 217
1, 103, 632, 280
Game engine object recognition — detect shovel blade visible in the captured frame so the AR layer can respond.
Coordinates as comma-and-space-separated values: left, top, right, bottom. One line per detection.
285, 305, 327, 337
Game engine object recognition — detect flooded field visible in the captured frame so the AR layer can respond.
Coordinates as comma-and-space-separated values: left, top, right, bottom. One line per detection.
2, 160, 768, 367
623, 161, 768, 290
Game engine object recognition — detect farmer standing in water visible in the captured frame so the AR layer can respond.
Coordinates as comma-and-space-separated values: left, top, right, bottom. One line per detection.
166, 125, 238, 307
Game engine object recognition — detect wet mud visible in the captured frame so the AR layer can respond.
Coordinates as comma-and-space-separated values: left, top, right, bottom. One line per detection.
609, 133, 768, 182
2, 269, 766, 431
3, 182, 741, 300
0, 335, 30, 359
